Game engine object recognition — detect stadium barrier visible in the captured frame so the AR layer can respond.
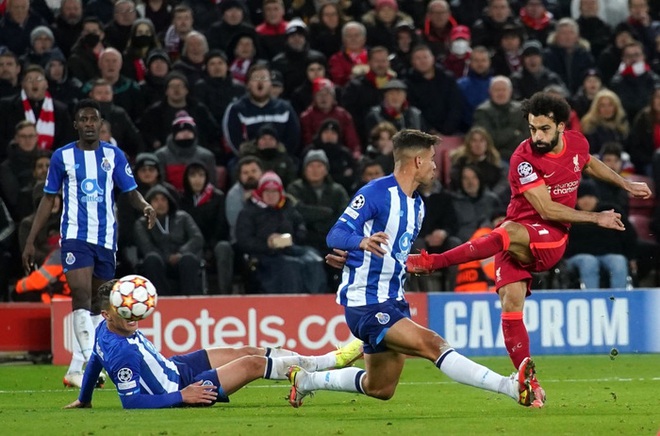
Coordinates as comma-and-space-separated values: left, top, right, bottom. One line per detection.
3, 289, 655, 364
427, 289, 660, 356
0, 303, 50, 352
51, 293, 429, 365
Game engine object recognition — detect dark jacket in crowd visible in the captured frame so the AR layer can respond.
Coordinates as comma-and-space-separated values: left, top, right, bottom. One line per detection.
134, 184, 204, 260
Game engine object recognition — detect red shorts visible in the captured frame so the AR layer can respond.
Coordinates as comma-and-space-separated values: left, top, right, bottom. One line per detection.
494, 222, 568, 296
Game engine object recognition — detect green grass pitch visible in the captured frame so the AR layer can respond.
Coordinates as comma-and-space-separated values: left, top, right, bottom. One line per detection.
1, 355, 659, 435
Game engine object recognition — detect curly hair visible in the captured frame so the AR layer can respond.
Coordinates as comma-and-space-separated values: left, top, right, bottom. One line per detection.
521, 91, 571, 125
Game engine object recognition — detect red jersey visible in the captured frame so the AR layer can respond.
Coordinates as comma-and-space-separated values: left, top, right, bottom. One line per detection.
506, 130, 591, 229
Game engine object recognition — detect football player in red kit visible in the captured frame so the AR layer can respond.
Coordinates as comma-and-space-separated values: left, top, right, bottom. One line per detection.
406, 92, 652, 408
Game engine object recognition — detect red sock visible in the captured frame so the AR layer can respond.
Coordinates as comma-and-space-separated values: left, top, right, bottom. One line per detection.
501, 312, 530, 369
431, 227, 509, 270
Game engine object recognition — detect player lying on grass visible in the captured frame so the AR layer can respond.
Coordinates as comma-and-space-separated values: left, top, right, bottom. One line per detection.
64, 280, 363, 409
286, 129, 536, 410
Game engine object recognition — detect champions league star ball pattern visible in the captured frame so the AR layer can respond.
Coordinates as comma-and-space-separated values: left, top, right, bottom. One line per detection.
110, 275, 158, 321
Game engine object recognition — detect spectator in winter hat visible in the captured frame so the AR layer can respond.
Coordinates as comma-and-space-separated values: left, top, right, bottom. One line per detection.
365, 79, 426, 138
141, 48, 171, 107
154, 110, 217, 192
304, 118, 358, 193
238, 123, 297, 187
271, 17, 325, 99
287, 147, 349, 292
236, 170, 327, 294
300, 76, 361, 157
443, 24, 472, 78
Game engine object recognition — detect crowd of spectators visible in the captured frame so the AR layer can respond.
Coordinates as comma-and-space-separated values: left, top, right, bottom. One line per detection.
2, 0, 660, 299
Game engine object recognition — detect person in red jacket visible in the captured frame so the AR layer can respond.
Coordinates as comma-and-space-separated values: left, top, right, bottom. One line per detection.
328, 21, 368, 87
300, 77, 361, 157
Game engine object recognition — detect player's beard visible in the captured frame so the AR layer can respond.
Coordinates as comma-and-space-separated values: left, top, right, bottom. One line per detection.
531, 130, 560, 154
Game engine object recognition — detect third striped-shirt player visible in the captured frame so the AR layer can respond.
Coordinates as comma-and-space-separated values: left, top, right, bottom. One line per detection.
22, 99, 157, 388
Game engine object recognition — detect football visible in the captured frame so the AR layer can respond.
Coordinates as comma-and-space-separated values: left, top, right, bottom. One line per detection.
110, 275, 158, 321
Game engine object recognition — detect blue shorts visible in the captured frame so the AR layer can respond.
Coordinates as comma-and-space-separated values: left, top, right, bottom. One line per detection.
344, 299, 411, 354
171, 350, 229, 403
60, 239, 115, 280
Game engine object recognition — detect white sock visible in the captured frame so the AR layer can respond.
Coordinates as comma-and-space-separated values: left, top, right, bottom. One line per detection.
314, 351, 336, 371
264, 355, 324, 379
67, 337, 85, 374
435, 349, 513, 398
300, 367, 365, 393
72, 309, 94, 361
265, 347, 299, 358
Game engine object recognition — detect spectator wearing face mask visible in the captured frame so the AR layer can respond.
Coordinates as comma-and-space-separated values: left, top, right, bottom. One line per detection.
443, 25, 472, 79
154, 110, 217, 192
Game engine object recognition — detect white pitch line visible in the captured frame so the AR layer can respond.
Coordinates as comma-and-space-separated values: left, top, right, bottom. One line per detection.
1, 377, 658, 394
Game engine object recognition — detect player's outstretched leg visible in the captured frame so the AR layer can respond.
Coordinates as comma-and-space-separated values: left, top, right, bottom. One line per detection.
435, 347, 534, 407
264, 339, 362, 371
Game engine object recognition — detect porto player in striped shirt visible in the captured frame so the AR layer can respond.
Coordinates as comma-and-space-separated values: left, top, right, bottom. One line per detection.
286, 129, 537, 409
406, 92, 652, 407
64, 280, 364, 409
22, 99, 157, 388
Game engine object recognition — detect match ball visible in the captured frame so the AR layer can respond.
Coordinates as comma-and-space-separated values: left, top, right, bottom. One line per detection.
110, 275, 158, 321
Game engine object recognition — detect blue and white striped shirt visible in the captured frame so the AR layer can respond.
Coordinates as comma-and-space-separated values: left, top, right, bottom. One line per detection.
327, 175, 425, 307
44, 141, 137, 250
94, 321, 181, 398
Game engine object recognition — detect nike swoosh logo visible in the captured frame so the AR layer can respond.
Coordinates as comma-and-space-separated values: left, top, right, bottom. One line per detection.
544, 172, 555, 178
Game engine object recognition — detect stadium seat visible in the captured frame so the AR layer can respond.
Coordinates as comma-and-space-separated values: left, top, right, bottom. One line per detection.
628, 214, 656, 244
435, 135, 464, 187
628, 213, 660, 286
216, 165, 227, 192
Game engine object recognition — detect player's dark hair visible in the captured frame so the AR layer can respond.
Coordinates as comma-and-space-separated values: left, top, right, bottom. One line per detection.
521, 92, 571, 125
392, 129, 438, 160
98, 279, 119, 310
74, 98, 101, 119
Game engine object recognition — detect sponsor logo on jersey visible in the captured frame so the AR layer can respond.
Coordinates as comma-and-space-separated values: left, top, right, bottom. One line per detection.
395, 232, 413, 263
80, 178, 104, 203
